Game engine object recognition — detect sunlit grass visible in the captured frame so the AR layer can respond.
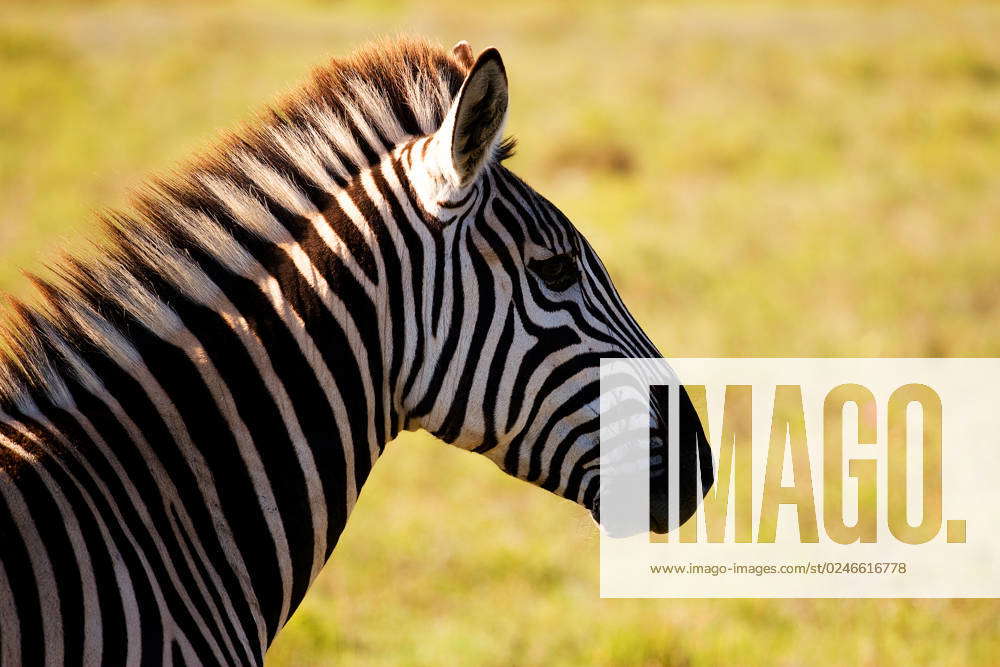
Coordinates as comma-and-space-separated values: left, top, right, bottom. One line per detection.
2, 1, 999, 664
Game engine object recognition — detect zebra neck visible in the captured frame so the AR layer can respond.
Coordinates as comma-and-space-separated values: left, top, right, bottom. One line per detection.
0, 170, 421, 656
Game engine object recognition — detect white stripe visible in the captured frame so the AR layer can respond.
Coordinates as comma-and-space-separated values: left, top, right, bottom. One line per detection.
309, 107, 370, 170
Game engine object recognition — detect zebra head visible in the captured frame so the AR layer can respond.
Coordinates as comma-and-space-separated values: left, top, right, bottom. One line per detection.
401, 44, 714, 534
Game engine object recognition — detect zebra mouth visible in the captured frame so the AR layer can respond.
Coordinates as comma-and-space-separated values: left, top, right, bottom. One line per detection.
590, 378, 717, 537
590, 429, 677, 537
590, 434, 669, 537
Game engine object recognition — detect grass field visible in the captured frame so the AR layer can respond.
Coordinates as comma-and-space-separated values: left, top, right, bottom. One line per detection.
2, 1, 999, 664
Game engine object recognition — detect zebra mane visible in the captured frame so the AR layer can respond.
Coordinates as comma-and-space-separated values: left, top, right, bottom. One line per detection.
0, 36, 480, 405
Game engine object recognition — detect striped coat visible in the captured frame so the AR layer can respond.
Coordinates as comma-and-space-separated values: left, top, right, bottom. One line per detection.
0, 38, 711, 664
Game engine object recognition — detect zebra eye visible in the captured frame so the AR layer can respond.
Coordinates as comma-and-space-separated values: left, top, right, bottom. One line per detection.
528, 253, 579, 291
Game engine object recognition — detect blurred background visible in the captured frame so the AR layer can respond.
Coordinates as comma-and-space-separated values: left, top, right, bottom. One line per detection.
2, 0, 999, 664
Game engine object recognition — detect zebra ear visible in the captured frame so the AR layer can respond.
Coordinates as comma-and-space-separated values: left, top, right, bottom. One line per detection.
438, 47, 508, 188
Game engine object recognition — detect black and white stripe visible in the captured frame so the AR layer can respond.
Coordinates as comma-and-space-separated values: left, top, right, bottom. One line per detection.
0, 38, 711, 665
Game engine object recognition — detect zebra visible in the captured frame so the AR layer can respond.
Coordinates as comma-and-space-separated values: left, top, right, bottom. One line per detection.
0, 38, 713, 665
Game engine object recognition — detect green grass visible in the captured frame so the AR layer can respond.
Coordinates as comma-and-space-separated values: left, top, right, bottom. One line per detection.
3, 1, 1000, 664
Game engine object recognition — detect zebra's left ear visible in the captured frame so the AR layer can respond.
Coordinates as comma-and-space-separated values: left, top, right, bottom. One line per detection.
435, 47, 508, 188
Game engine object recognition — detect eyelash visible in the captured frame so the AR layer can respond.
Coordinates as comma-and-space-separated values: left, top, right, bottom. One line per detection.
528, 253, 579, 291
